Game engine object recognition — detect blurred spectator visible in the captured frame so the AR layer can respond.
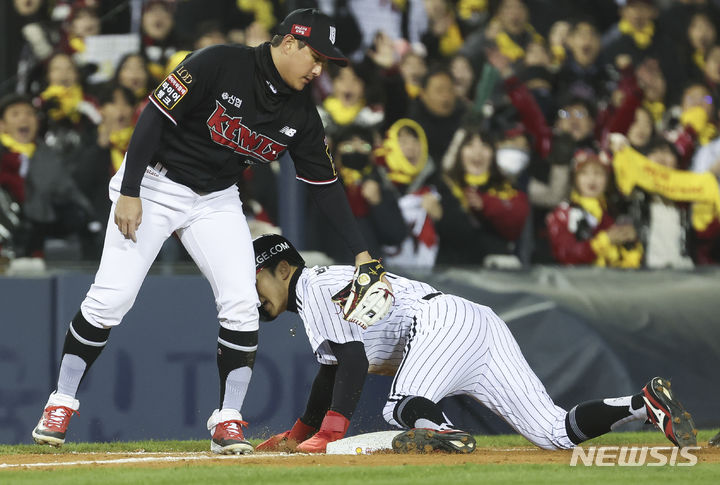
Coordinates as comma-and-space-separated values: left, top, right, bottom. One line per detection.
112, 53, 154, 106
624, 138, 695, 268
0, 93, 94, 258
547, 20, 570, 67
346, 0, 429, 57
37, 52, 101, 156
517, 41, 555, 120
677, 81, 717, 146
599, 58, 665, 146
408, 66, 467, 164
602, 0, 662, 69
681, 9, 717, 83
627, 105, 656, 151
375, 118, 441, 267
546, 148, 643, 267
60, 2, 101, 58
555, 19, 608, 102
482, 0, 542, 63
12, 0, 59, 95
307, 125, 405, 262
317, 63, 383, 137
399, 49, 428, 101
436, 126, 529, 265
192, 20, 228, 50
140, 0, 179, 82
421, 0, 466, 61
526, 96, 597, 262
449, 53, 477, 105
611, 133, 720, 266
701, 44, 720, 100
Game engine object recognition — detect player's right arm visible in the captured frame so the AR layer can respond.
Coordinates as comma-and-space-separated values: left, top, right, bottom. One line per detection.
115, 104, 167, 242
115, 47, 218, 241
256, 341, 368, 452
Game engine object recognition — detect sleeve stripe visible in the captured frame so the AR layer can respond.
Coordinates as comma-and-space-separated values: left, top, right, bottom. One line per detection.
148, 96, 178, 125
296, 175, 338, 185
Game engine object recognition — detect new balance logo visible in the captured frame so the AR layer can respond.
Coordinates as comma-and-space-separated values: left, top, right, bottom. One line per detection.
280, 126, 297, 137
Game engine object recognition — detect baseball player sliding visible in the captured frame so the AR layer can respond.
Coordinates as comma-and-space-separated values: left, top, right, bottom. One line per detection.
31, 9, 391, 454
251, 234, 698, 453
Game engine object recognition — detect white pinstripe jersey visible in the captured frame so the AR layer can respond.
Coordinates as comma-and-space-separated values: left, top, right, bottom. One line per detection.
295, 265, 436, 374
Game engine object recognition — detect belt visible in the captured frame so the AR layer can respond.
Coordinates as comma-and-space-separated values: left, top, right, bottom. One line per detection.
150, 162, 208, 196
422, 292, 443, 300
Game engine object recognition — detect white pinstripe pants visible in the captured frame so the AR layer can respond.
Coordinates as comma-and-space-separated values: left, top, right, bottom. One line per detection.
382, 295, 574, 450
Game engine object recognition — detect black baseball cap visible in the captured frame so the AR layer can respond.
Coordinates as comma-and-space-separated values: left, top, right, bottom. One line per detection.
253, 234, 305, 273
276, 8, 348, 67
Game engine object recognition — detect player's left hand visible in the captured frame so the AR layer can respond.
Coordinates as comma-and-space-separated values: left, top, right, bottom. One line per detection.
332, 258, 394, 329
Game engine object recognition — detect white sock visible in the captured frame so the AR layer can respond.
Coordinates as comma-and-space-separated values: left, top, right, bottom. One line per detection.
56, 354, 87, 398
221, 367, 252, 410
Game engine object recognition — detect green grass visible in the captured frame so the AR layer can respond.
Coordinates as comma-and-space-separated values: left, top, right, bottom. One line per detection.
2, 429, 717, 455
2, 463, 720, 485
2, 430, 719, 485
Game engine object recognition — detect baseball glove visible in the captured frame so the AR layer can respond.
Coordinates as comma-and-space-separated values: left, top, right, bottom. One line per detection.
331, 259, 393, 328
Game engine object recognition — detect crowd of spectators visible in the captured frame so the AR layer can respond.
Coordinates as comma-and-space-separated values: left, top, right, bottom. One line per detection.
2, 0, 720, 270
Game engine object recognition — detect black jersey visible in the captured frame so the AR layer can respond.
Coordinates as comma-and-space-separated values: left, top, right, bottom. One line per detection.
147, 43, 337, 193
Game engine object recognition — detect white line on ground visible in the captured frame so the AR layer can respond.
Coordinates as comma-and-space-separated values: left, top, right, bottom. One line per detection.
0, 452, 292, 469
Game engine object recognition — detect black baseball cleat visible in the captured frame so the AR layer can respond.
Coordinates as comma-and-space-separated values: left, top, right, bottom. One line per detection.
709, 430, 720, 447
642, 377, 698, 447
392, 428, 476, 454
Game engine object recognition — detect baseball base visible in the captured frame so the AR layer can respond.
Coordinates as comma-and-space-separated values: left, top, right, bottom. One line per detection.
325, 431, 403, 455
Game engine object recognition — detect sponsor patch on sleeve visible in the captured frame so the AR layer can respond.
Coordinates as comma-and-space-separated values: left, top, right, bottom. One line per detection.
152, 73, 188, 111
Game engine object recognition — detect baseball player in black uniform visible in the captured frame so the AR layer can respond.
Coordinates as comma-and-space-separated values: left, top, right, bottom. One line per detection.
31, 9, 391, 454
250, 234, 698, 454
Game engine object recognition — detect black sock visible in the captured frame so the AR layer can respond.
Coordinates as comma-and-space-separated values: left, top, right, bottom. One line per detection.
62, 311, 111, 379
565, 394, 646, 444
394, 396, 447, 429
217, 327, 257, 407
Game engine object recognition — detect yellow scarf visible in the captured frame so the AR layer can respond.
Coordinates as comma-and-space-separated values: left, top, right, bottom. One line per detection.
693, 49, 706, 70
613, 145, 720, 231
551, 44, 566, 66
69, 36, 86, 53
405, 83, 421, 99
570, 190, 605, 221
377, 119, 428, 185
493, 21, 543, 61
0, 133, 36, 158
40, 84, 84, 123
458, 0, 487, 20
439, 22, 464, 57
109, 126, 134, 173
323, 96, 365, 126
618, 19, 655, 49
643, 100, 665, 124
464, 172, 489, 187
448, 174, 517, 209
680, 105, 717, 146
